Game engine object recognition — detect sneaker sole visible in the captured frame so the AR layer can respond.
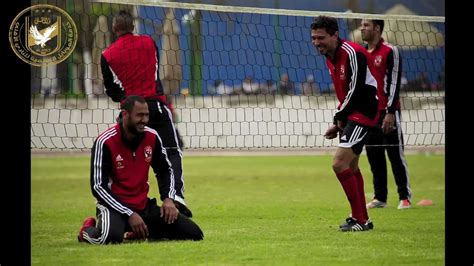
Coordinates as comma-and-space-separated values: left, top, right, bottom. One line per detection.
367, 204, 387, 208
398, 206, 412, 209
340, 227, 370, 232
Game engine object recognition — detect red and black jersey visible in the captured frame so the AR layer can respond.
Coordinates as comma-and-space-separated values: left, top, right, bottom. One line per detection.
90, 123, 175, 215
101, 33, 173, 111
326, 39, 381, 127
367, 38, 402, 113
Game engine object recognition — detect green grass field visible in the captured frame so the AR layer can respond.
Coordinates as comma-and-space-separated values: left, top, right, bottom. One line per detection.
32, 154, 444, 265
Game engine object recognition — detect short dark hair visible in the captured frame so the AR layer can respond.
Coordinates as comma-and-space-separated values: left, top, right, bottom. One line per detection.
372, 19, 384, 33
310, 16, 339, 36
120, 95, 146, 112
113, 10, 134, 33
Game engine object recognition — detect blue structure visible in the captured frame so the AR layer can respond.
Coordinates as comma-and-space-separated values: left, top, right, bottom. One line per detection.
138, 6, 445, 95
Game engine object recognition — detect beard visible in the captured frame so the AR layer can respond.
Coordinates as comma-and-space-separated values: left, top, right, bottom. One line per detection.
126, 117, 145, 136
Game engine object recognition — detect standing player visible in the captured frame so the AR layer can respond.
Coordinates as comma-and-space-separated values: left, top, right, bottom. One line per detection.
311, 16, 380, 232
360, 19, 412, 209
101, 10, 192, 217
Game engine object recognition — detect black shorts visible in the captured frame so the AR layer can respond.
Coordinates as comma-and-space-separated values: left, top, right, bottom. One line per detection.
338, 120, 370, 155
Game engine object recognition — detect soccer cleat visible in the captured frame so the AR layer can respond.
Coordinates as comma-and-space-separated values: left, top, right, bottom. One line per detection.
340, 217, 374, 230
339, 217, 371, 232
124, 231, 137, 241
397, 199, 412, 209
367, 219, 374, 229
366, 198, 387, 209
77, 217, 96, 242
124, 231, 149, 241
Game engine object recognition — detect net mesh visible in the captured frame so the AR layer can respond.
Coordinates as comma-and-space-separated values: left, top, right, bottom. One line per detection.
30, 0, 445, 151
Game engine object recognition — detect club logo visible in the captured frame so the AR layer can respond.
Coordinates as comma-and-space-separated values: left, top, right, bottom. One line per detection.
374, 55, 383, 67
340, 64, 346, 80
9, 4, 77, 66
144, 146, 153, 163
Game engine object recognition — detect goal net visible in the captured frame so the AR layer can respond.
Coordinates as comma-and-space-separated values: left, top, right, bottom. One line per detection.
30, 0, 445, 151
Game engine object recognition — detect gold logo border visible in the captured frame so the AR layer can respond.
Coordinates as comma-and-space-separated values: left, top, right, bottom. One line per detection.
9, 4, 78, 66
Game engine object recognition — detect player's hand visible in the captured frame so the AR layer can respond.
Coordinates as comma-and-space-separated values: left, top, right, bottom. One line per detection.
336, 120, 346, 131
324, 124, 339, 139
128, 212, 149, 239
161, 198, 179, 224
382, 113, 396, 134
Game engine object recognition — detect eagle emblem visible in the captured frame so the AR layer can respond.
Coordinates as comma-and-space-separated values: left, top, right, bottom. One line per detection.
29, 24, 57, 48
374, 55, 383, 67
144, 145, 153, 163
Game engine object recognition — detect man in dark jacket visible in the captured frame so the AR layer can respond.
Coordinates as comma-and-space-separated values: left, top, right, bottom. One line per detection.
77, 95, 203, 244
360, 19, 412, 210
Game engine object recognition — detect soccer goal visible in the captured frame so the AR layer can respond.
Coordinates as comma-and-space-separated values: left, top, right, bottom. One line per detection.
30, 0, 445, 152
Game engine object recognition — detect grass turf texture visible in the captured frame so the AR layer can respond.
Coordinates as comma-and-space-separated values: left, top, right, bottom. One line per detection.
32, 154, 444, 265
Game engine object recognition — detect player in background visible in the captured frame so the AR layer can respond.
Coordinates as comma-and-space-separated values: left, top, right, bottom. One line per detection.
311, 16, 380, 232
360, 19, 412, 210
100, 10, 192, 217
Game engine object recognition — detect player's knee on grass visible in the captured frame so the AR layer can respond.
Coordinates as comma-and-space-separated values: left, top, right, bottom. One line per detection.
175, 216, 204, 241
106, 229, 125, 244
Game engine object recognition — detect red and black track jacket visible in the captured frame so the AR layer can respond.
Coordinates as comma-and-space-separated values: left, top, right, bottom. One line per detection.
366, 38, 402, 114
101, 33, 174, 111
326, 39, 381, 127
90, 123, 176, 215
